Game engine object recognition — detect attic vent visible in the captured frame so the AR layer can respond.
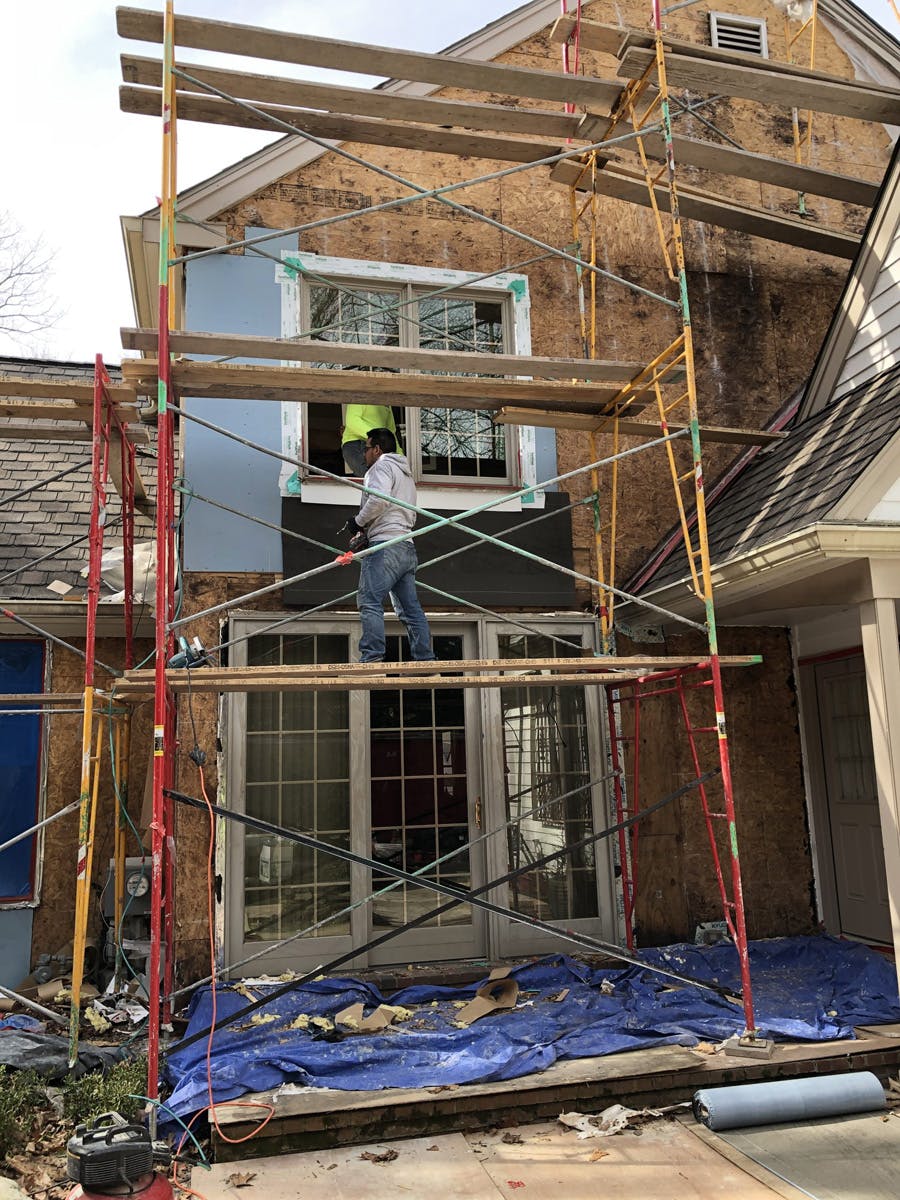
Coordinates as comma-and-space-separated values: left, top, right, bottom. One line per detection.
709, 12, 768, 57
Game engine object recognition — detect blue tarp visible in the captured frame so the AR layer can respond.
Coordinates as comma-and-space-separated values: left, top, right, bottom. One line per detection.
165, 935, 900, 1120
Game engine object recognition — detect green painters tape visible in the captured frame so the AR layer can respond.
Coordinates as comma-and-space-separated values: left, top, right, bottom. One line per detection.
508, 279, 527, 300
730, 823, 739, 858
285, 470, 302, 496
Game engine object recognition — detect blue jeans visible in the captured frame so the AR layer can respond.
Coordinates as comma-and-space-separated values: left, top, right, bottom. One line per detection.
358, 539, 436, 662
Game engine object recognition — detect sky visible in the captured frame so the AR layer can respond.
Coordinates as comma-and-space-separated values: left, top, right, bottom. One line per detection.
2, 0, 897, 365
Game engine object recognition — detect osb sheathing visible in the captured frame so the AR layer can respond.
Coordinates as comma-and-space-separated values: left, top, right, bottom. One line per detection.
158, 2, 896, 960
30, 639, 154, 967
620, 626, 813, 945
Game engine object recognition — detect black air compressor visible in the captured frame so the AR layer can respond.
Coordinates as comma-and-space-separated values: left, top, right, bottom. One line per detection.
66, 1113, 172, 1199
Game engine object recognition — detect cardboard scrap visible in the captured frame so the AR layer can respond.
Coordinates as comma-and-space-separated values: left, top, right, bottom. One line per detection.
455, 977, 519, 1027
335, 1003, 396, 1033
37, 979, 99, 1004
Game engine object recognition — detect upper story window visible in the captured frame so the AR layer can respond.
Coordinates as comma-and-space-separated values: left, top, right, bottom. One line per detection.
709, 12, 768, 57
278, 253, 539, 506
303, 280, 511, 484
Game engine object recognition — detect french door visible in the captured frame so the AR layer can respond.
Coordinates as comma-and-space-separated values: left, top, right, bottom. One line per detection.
225, 619, 484, 974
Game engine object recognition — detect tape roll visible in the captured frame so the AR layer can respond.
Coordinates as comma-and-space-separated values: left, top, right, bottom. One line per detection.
693, 1071, 886, 1131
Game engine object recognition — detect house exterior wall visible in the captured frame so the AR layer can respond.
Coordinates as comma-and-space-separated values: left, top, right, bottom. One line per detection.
161, 0, 899, 966
205, 0, 894, 591
623, 626, 813, 942
26, 639, 155, 973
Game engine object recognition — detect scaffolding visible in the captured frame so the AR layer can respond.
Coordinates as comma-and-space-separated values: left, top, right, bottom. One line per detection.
4, 0, 889, 1117
0, 356, 146, 1057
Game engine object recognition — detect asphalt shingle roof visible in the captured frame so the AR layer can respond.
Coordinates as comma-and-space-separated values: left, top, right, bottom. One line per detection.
639, 361, 900, 593
0, 357, 156, 600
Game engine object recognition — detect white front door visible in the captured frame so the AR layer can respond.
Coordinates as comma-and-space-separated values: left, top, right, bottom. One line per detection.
816, 655, 891, 944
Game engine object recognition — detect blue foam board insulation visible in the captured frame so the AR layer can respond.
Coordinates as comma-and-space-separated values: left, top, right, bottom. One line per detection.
164, 935, 900, 1120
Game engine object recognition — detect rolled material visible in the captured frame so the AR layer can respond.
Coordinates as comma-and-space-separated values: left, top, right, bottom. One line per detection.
694, 1071, 886, 1131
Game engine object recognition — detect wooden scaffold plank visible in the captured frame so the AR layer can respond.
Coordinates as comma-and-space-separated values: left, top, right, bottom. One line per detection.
0, 376, 137, 406
494, 407, 786, 446
116, 6, 624, 110
120, 357, 631, 413
120, 86, 565, 164
618, 46, 900, 125
0, 401, 144, 424
574, 117, 879, 207
0, 423, 149, 445
551, 159, 860, 259
121, 54, 583, 140
113, 654, 761, 697
121, 327, 648, 383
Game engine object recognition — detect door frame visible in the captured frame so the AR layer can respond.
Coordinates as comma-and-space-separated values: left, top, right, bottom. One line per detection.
798, 647, 890, 944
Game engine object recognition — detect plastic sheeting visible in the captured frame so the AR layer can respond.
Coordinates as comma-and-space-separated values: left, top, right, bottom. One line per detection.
165, 935, 900, 1121
0, 1031, 124, 1079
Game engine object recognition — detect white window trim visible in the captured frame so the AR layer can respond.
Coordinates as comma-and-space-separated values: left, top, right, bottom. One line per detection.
276, 252, 543, 513
709, 12, 768, 58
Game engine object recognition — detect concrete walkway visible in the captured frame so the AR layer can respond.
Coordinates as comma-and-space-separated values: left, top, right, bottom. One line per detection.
196, 1116, 804, 1199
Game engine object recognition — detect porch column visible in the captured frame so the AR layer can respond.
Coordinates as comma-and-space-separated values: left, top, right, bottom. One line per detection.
860, 590, 900, 992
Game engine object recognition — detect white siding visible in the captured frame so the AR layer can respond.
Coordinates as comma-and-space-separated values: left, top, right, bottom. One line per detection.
834, 248, 900, 397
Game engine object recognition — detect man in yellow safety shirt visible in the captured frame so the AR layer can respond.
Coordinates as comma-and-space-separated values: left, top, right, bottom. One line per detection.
342, 405, 402, 475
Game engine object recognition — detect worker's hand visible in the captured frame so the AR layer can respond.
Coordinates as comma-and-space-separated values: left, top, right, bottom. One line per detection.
349, 531, 369, 553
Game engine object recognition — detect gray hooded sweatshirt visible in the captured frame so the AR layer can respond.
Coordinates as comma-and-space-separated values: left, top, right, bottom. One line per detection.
356, 452, 418, 543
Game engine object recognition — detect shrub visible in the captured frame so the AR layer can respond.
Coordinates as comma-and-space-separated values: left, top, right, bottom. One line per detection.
63, 1057, 147, 1128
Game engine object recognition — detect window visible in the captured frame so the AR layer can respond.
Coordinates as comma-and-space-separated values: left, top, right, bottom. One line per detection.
278, 253, 538, 501
0, 640, 46, 904
303, 280, 512, 483
709, 13, 768, 57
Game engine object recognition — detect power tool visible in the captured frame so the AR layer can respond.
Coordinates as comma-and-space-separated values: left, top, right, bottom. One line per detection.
66, 1112, 172, 1199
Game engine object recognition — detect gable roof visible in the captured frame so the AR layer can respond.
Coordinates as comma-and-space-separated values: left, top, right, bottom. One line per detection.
134, 0, 900, 227
635, 360, 900, 596
0, 358, 156, 602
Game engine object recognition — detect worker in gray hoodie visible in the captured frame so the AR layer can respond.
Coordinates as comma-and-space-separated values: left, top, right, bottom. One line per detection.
344, 427, 436, 664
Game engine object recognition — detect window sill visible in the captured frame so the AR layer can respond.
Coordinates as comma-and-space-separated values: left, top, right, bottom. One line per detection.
294, 477, 545, 512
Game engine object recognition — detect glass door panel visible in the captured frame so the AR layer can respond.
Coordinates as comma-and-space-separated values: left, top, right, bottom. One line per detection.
367, 630, 484, 962
231, 630, 355, 974
483, 625, 616, 957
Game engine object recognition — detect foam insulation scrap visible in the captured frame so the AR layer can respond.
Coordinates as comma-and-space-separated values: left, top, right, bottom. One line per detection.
286, 1013, 334, 1032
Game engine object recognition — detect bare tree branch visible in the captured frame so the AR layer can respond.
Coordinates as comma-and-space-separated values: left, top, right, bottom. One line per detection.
0, 212, 61, 348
